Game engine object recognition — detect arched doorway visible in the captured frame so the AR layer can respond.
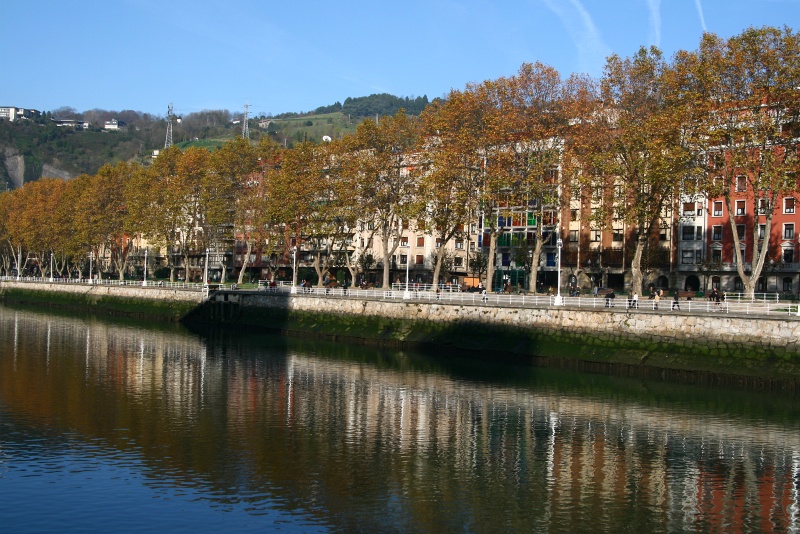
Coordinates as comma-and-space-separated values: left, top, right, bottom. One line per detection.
656, 275, 669, 289
684, 275, 700, 292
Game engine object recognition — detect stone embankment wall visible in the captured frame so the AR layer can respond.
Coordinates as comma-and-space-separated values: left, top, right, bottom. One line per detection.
0, 281, 201, 320
201, 291, 800, 380
3, 281, 799, 381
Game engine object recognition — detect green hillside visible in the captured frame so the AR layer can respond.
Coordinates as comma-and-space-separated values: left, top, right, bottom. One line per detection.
0, 93, 432, 189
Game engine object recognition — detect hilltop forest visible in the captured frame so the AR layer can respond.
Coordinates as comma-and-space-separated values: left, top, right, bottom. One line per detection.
0, 93, 431, 190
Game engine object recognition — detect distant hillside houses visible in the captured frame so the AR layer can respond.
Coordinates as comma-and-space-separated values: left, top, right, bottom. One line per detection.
0, 106, 40, 121
53, 118, 92, 129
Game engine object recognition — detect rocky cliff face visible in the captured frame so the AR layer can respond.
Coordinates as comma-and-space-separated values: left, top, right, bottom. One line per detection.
2, 147, 25, 189
1, 147, 74, 189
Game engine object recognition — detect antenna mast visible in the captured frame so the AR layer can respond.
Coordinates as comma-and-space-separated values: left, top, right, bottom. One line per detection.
164, 103, 174, 149
242, 103, 250, 139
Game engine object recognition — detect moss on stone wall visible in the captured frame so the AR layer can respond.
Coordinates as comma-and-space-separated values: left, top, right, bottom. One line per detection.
186, 297, 800, 381
0, 287, 196, 321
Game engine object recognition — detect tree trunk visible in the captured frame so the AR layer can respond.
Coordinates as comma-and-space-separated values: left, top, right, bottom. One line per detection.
630, 235, 646, 296
237, 241, 252, 285
380, 231, 394, 288
530, 238, 544, 293
486, 232, 499, 292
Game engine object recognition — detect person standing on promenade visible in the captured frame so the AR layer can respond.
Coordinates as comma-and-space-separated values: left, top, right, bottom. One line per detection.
671, 291, 680, 311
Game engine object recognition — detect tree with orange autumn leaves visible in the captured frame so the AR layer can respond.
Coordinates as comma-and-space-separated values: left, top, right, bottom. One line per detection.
0, 26, 796, 297
677, 27, 800, 298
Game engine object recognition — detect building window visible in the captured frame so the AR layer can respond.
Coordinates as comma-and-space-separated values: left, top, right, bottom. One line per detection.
759, 224, 766, 240
734, 277, 744, 291
713, 201, 723, 217
683, 203, 695, 217
590, 229, 600, 242
784, 247, 795, 264
454, 257, 463, 267
783, 277, 793, 291
696, 250, 703, 264
736, 224, 745, 240
759, 198, 769, 214
712, 276, 721, 290
736, 175, 747, 192
682, 226, 695, 241
784, 224, 795, 240
612, 229, 623, 242
400, 254, 407, 265
785, 197, 796, 214
696, 226, 703, 240
435, 238, 442, 248
570, 209, 579, 220
712, 225, 722, 241
455, 240, 464, 249
659, 227, 669, 241
416, 236, 424, 247
735, 200, 746, 216
681, 250, 695, 264
469, 242, 475, 251
415, 255, 423, 265
711, 249, 722, 264
400, 236, 408, 247
402, 220, 409, 230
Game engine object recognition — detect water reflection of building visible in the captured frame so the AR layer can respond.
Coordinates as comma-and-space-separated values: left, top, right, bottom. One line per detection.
2, 306, 800, 531
271, 355, 800, 532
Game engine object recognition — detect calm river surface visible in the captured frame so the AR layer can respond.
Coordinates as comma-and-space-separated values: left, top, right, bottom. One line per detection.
1, 304, 800, 532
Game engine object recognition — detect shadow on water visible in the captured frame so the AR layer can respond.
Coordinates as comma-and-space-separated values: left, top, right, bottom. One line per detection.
184, 291, 800, 396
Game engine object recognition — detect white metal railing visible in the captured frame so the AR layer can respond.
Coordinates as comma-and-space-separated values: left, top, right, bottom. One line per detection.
4, 276, 800, 317
0, 275, 225, 292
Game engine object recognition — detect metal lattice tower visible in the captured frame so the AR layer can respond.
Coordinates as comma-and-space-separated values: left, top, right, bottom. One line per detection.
164, 103, 174, 149
242, 103, 250, 139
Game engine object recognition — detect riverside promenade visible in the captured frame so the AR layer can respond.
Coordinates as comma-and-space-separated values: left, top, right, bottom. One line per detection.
2, 276, 798, 318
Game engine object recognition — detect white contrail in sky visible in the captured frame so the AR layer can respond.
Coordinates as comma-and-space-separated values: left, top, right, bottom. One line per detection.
647, 0, 661, 47
541, 0, 612, 75
694, 0, 708, 32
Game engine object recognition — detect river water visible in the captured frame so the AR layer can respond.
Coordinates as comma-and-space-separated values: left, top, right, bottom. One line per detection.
1, 304, 799, 532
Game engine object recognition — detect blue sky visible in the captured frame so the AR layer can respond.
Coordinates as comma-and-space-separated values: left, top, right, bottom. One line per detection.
3, 0, 799, 119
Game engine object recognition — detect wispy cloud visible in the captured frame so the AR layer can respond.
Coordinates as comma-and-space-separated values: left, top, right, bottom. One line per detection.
646, 0, 661, 46
694, 0, 708, 32
541, 0, 611, 75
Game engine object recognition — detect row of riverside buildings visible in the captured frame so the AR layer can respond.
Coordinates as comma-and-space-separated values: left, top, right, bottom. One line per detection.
215, 170, 799, 296
5, 104, 797, 296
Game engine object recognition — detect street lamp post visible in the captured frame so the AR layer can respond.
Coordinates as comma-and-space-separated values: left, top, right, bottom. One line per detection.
89, 251, 93, 284
403, 253, 411, 299
49, 252, 53, 283
291, 246, 298, 294
143, 248, 148, 287
203, 248, 209, 286
554, 237, 563, 305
